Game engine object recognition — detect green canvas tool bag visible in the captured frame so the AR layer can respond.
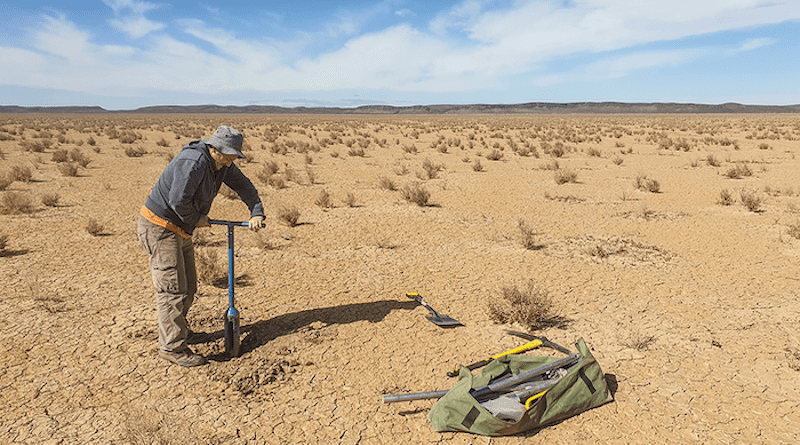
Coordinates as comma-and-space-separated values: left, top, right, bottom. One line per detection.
429, 338, 612, 436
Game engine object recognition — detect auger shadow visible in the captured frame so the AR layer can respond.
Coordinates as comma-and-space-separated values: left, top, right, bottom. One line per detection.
240, 299, 419, 354
198, 299, 419, 357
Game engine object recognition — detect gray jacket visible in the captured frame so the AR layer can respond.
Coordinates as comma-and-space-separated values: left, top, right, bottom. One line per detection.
144, 141, 264, 235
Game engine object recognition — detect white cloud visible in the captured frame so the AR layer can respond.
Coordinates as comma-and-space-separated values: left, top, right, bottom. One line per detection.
34, 15, 96, 65
733, 37, 776, 53
531, 49, 707, 86
110, 16, 165, 38
102, 0, 160, 16
103, 0, 164, 38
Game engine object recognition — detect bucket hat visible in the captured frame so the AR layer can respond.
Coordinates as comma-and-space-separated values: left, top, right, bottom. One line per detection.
202, 126, 246, 158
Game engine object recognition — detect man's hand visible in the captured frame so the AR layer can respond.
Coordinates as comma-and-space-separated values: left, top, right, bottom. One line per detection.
248, 215, 265, 231
196, 215, 211, 228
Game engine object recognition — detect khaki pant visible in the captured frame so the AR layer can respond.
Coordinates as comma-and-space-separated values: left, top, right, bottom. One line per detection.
137, 216, 197, 353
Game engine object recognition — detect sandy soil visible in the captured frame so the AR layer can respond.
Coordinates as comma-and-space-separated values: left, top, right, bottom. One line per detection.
1, 113, 800, 444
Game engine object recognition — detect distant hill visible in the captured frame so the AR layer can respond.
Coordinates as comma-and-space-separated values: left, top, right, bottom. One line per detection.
2, 102, 800, 114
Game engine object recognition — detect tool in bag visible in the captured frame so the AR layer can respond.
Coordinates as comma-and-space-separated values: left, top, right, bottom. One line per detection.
446, 339, 543, 377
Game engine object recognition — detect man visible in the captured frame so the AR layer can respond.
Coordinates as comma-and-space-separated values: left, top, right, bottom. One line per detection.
137, 125, 265, 367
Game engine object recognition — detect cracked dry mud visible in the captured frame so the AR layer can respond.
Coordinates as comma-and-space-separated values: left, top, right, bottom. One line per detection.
1, 114, 800, 444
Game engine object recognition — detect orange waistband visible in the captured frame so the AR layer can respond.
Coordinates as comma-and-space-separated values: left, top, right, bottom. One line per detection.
140, 206, 191, 239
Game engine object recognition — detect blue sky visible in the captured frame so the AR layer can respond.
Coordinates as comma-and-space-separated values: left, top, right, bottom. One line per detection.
1, 0, 799, 110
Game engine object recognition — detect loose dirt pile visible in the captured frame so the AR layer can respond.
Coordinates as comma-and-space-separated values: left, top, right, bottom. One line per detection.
1, 113, 799, 444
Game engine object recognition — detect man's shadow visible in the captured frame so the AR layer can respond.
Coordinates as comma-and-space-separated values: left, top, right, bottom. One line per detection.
196, 299, 419, 356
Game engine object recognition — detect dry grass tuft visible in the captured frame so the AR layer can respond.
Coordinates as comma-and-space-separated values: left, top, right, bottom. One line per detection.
634, 174, 660, 193
717, 189, 735, 206
518, 218, 538, 249
2, 192, 35, 214
401, 182, 431, 206
623, 331, 657, 351
124, 146, 146, 157
314, 189, 333, 208
41, 192, 60, 207
120, 409, 199, 445
420, 158, 443, 179
0, 173, 12, 191
485, 149, 503, 161
724, 163, 753, 179
58, 162, 79, 177
739, 189, 763, 212
195, 246, 226, 285
343, 192, 357, 207
0, 233, 8, 251
786, 220, 800, 240
554, 169, 578, 185
277, 205, 301, 227
488, 280, 556, 331
472, 158, 484, 172
10, 164, 32, 183
86, 218, 104, 236
377, 175, 397, 191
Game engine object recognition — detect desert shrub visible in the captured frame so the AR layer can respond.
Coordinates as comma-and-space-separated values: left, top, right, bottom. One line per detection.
612, 156, 624, 165
314, 189, 333, 208
377, 175, 397, 191
717, 189, 735, 206
20, 139, 49, 153
420, 158, 443, 179
195, 247, 226, 285
485, 149, 503, 161
124, 146, 146, 157
787, 220, 800, 240
268, 175, 286, 189
51, 149, 69, 163
634, 174, 660, 193
41, 192, 60, 207
2, 192, 35, 214
554, 169, 578, 185
402, 144, 417, 154
69, 148, 91, 167
674, 138, 691, 151
58, 162, 79, 177
304, 166, 317, 185
622, 330, 657, 351
343, 192, 357, 207
10, 164, 32, 183
705, 154, 721, 167
724, 163, 752, 179
156, 138, 170, 147
256, 161, 279, 185
518, 218, 537, 249
539, 160, 560, 171
759, 143, 770, 150
0, 233, 7, 251
401, 182, 431, 206
472, 158, 484, 172
488, 280, 555, 331
740, 189, 763, 212
0, 173, 12, 191
86, 218, 104, 236
87, 136, 96, 146
277, 205, 301, 227
550, 143, 566, 157
347, 146, 366, 157
586, 147, 602, 157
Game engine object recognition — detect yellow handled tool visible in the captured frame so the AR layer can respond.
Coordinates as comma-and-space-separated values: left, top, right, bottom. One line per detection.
447, 339, 543, 377
525, 390, 548, 409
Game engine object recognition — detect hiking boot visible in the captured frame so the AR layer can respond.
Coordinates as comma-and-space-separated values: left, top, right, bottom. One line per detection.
158, 348, 208, 367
